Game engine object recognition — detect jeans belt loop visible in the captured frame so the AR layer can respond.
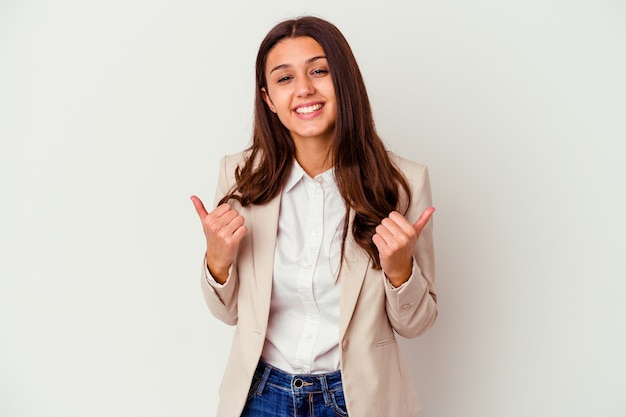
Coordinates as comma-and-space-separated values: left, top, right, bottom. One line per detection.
256, 363, 272, 396
319, 374, 332, 406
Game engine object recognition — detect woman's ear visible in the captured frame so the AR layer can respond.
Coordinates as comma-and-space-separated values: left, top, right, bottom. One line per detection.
261, 88, 277, 113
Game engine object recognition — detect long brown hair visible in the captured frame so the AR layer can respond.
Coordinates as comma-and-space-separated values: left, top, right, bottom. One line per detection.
219, 16, 411, 269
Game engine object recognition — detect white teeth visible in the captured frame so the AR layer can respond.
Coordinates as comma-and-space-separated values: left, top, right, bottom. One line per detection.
295, 103, 322, 114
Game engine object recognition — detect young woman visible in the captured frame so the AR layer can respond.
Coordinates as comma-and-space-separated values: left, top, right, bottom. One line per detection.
191, 16, 437, 417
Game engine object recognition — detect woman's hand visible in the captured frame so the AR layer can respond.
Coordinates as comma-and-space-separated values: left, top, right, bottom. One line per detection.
372, 207, 435, 287
190, 196, 247, 284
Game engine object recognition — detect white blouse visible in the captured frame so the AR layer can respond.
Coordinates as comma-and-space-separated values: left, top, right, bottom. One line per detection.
261, 161, 346, 374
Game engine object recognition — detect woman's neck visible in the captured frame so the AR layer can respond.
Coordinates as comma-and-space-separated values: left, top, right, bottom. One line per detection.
293, 139, 333, 177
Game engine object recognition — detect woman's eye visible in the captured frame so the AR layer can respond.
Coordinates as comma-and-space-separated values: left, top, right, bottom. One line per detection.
312, 69, 329, 76
277, 75, 292, 83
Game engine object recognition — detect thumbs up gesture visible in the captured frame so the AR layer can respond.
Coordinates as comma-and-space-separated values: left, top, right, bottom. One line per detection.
372, 207, 435, 287
190, 195, 247, 284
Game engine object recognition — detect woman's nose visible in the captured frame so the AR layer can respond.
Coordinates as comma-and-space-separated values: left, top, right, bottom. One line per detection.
295, 76, 315, 97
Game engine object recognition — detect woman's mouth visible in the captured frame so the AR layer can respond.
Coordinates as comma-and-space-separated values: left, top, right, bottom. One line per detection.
294, 103, 323, 114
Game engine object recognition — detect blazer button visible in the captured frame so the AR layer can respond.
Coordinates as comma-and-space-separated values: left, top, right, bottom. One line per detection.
342, 339, 349, 351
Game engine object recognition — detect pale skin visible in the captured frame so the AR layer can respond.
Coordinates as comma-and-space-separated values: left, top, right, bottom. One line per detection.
190, 197, 246, 284
191, 36, 434, 287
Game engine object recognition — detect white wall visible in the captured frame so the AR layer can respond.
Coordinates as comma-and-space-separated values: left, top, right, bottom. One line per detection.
1, 1, 625, 416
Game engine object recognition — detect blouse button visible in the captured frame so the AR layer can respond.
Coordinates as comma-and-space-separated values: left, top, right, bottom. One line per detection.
342, 339, 349, 351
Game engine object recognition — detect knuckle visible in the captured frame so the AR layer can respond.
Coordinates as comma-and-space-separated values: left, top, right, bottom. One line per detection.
207, 222, 221, 234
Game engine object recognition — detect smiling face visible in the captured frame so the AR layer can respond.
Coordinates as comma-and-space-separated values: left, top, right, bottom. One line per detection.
262, 36, 337, 150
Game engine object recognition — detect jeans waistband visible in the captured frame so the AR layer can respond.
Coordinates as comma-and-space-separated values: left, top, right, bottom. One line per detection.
253, 360, 344, 395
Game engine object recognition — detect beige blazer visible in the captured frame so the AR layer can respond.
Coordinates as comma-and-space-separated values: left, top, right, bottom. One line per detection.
201, 151, 437, 417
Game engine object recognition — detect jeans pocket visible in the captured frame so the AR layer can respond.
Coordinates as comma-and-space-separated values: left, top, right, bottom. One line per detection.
330, 389, 349, 416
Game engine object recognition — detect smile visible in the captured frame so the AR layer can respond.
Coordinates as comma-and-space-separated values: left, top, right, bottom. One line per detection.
294, 103, 323, 114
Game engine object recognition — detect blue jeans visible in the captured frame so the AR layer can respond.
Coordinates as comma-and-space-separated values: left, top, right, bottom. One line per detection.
240, 360, 349, 417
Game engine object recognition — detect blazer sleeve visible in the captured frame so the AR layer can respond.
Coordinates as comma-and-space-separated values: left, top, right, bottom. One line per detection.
384, 159, 437, 338
199, 154, 241, 326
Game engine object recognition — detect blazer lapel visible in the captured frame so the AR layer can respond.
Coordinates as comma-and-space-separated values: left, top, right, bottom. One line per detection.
250, 194, 281, 328
338, 208, 371, 340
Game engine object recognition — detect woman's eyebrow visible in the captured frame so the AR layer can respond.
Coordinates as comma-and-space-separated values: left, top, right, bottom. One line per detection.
306, 55, 327, 64
269, 55, 328, 74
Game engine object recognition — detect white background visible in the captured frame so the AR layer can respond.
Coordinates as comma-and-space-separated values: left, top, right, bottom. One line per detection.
1, 0, 625, 416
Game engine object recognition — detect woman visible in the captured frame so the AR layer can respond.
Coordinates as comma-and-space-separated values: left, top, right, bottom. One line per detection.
191, 16, 437, 417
